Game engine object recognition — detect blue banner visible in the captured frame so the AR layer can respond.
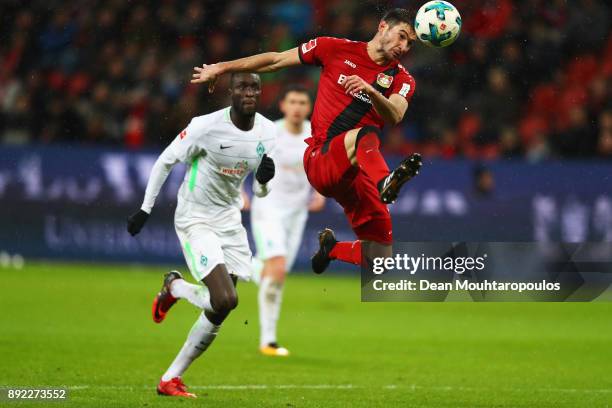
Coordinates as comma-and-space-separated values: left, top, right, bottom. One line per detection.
0, 145, 611, 269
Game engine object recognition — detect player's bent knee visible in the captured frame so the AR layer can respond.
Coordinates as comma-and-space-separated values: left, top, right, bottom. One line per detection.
263, 256, 287, 282
353, 218, 393, 245
211, 289, 238, 313
271, 260, 287, 281
343, 128, 360, 165
224, 290, 238, 311
345, 126, 382, 166
355, 126, 382, 151
225, 291, 238, 311
271, 269, 287, 283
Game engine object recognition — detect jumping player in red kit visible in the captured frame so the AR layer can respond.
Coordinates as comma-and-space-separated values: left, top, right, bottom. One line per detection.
191, 8, 422, 273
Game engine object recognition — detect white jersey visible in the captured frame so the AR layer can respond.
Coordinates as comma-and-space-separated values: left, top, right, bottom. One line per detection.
141, 107, 277, 230
252, 119, 311, 211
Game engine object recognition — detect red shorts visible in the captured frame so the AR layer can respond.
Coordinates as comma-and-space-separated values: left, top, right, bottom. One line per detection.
303, 132, 392, 244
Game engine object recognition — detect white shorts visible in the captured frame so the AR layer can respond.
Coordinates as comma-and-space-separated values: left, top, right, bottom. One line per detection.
175, 223, 252, 281
250, 206, 308, 272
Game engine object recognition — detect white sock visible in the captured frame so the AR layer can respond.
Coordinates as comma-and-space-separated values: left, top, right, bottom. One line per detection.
258, 276, 284, 346
161, 312, 220, 381
170, 279, 214, 312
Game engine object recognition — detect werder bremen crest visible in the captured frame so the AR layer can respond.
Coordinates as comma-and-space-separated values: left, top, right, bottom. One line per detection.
256, 141, 265, 157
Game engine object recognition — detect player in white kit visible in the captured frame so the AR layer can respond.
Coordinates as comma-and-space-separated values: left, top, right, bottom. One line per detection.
250, 86, 325, 357
126, 73, 277, 398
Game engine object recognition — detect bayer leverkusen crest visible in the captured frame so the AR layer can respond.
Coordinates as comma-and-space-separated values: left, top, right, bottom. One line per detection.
376, 73, 393, 88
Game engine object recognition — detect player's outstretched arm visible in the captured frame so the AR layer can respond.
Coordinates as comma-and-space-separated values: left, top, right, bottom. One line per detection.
128, 119, 204, 235
191, 48, 300, 92
127, 145, 181, 236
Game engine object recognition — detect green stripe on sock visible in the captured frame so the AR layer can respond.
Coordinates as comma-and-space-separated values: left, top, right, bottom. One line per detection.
189, 157, 199, 191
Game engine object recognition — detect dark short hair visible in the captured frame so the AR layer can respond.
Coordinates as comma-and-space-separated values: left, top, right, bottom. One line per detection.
381, 8, 415, 28
230, 72, 260, 87
280, 84, 311, 101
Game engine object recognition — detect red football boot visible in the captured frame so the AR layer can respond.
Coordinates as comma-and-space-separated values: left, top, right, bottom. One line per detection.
157, 377, 196, 398
152, 271, 182, 323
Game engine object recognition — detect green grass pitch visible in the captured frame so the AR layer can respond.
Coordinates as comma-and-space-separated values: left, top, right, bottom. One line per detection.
1, 262, 611, 407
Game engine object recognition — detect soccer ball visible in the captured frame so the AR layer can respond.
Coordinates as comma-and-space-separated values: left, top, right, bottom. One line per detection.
414, 1, 462, 48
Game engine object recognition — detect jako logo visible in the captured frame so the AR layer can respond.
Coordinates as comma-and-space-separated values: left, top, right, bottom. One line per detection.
344, 59, 356, 68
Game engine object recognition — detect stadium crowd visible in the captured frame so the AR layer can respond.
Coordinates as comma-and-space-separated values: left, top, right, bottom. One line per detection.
0, 0, 610, 159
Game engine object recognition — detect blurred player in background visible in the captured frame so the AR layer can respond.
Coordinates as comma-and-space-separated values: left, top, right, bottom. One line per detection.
126, 73, 276, 398
250, 85, 325, 357
192, 8, 422, 274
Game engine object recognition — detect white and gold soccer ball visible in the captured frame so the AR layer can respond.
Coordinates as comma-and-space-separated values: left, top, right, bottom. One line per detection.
414, 1, 462, 48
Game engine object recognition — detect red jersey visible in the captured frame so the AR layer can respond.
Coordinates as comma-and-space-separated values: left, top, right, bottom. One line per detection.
298, 36, 416, 146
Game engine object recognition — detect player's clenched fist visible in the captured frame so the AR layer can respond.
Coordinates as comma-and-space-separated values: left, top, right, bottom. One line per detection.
343, 75, 374, 96
255, 154, 275, 184
127, 209, 150, 236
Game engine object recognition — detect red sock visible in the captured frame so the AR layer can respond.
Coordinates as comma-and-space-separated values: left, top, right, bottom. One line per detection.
355, 129, 390, 186
329, 241, 362, 265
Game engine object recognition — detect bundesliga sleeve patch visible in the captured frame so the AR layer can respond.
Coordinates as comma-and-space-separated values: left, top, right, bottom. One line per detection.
301, 38, 317, 54
398, 83, 411, 97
